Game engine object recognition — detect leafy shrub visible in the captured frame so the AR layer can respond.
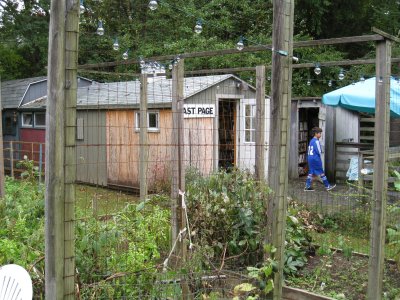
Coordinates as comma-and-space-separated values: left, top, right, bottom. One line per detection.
185, 168, 312, 279
185, 168, 271, 267
0, 177, 45, 295
76, 195, 171, 298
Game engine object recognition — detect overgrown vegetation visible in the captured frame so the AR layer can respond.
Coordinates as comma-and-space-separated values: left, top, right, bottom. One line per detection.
2, 164, 398, 298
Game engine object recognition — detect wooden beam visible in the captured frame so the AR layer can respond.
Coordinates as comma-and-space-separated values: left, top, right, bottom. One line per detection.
0, 78, 5, 198
139, 73, 148, 201
78, 57, 400, 77
63, 0, 79, 298
372, 27, 400, 43
367, 38, 391, 300
78, 34, 384, 70
255, 65, 266, 181
45, 0, 66, 298
268, 0, 294, 299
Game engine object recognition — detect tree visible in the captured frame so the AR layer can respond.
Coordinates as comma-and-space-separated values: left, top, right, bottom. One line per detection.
0, 0, 50, 80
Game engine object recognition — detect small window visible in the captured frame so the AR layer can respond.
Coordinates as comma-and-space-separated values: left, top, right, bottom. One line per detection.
135, 111, 160, 132
77, 118, 84, 140
244, 104, 256, 143
3, 111, 17, 135
34, 112, 46, 127
21, 112, 33, 127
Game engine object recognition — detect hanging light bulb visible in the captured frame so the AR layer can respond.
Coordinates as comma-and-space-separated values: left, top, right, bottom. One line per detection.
113, 38, 119, 51
79, 0, 85, 14
328, 80, 332, 87
194, 19, 203, 34
148, 0, 158, 10
236, 36, 244, 51
96, 21, 104, 36
307, 79, 311, 86
122, 50, 129, 60
314, 63, 321, 75
173, 55, 181, 65
139, 57, 146, 69
338, 69, 345, 80
360, 75, 365, 82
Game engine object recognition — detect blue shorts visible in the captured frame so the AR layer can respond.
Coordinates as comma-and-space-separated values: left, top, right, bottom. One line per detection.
308, 167, 324, 176
308, 159, 324, 175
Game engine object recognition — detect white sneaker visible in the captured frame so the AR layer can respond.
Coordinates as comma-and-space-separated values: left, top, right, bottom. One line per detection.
326, 184, 336, 191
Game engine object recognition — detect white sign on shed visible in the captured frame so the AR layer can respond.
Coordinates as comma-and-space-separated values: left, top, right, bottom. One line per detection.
184, 104, 215, 118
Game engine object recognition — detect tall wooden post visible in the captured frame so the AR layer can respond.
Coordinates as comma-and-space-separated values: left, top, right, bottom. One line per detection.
64, 1, 79, 297
46, 0, 79, 298
367, 37, 392, 300
0, 78, 5, 197
255, 66, 266, 181
267, 0, 294, 299
139, 74, 149, 201
171, 59, 189, 298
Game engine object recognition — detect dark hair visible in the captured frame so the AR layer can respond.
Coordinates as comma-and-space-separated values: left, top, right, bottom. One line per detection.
311, 127, 322, 136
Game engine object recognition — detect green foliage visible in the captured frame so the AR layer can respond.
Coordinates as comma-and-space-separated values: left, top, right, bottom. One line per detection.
284, 214, 310, 275
16, 155, 40, 183
0, 176, 171, 298
76, 195, 170, 298
0, 177, 45, 295
0, 0, 49, 79
185, 168, 271, 267
387, 206, 400, 269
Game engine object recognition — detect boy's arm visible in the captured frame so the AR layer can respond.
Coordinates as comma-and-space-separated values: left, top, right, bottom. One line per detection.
316, 140, 322, 156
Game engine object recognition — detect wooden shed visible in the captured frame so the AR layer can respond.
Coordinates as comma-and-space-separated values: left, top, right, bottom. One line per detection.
289, 97, 400, 182
74, 74, 269, 190
289, 97, 360, 181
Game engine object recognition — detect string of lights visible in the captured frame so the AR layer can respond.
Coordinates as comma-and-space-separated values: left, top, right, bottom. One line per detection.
78, 0, 400, 84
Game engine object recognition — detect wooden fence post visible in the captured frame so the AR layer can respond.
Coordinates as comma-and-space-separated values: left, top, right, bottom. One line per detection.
45, 0, 79, 298
255, 65, 266, 181
0, 78, 4, 197
367, 36, 392, 300
10, 141, 13, 178
267, 0, 294, 299
171, 59, 189, 298
139, 73, 148, 201
45, 0, 67, 298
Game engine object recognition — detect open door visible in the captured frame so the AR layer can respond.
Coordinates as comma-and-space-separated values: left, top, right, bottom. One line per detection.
237, 98, 256, 172
218, 99, 236, 169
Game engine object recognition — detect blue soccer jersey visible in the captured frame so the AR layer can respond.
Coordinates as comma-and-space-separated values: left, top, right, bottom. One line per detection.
307, 137, 324, 175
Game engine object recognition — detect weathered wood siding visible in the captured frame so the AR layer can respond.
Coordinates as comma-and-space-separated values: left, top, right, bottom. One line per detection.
76, 110, 107, 186
106, 109, 173, 189
334, 107, 359, 179
184, 118, 214, 175
106, 109, 216, 189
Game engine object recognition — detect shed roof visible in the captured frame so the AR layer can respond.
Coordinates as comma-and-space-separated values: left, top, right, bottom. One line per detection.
21, 74, 252, 110
1, 76, 46, 109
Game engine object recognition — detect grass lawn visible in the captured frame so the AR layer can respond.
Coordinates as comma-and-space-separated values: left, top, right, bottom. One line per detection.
75, 184, 140, 216
310, 230, 398, 261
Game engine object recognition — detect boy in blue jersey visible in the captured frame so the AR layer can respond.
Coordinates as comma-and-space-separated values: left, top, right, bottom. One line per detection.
304, 127, 336, 191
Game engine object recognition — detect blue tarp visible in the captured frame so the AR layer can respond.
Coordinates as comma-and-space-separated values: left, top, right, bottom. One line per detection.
322, 77, 400, 118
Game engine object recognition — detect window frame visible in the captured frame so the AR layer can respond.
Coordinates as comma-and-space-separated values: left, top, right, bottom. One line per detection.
244, 104, 256, 143
135, 111, 160, 132
34, 112, 46, 128
21, 112, 34, 128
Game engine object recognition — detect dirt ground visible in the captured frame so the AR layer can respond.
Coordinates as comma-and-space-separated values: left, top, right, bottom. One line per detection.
286, 252, 400, 300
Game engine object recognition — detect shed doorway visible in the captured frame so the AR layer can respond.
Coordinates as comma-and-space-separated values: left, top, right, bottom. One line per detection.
218, 99, 236, 169
298, 106, 326, 176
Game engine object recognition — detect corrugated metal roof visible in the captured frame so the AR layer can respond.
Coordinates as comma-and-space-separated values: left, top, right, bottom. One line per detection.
1, 76, 46, 109
76, 74, 233, 108
19, 74, 253, 110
